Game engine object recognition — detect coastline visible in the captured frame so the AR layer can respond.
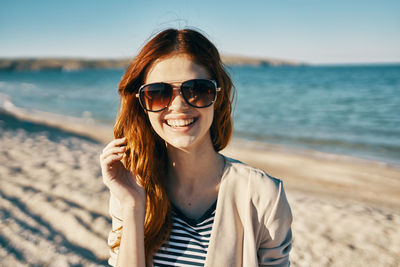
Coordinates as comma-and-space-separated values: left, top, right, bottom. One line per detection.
1, 108, 399, 266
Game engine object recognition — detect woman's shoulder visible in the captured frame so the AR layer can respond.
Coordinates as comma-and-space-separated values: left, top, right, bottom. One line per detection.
223, 156, 282, 186
219, 155, 292, 228
222, 155, 285, 201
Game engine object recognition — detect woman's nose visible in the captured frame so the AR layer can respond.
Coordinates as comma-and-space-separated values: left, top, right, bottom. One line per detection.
169, 88, 189, 110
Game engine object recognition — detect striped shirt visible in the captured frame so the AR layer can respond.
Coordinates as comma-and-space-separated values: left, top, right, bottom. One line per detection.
153, 201, 217, 267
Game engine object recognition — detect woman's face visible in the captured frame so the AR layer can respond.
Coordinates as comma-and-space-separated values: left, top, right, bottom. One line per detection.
144, 54, 215, 152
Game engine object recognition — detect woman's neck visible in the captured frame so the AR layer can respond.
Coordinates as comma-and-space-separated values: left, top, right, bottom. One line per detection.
166, 138, 225, 196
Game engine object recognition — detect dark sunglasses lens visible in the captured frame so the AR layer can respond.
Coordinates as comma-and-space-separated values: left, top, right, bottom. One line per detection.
140, 83, 172, 111
181, 79, 216, 108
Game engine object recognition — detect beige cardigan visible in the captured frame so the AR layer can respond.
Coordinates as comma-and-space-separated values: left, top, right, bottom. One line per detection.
108, 156, 293, 266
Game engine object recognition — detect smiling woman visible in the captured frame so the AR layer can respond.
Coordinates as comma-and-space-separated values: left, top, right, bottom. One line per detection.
99, 28, 293, 267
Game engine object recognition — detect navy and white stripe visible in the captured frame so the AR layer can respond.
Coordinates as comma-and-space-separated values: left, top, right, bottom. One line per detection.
153, 201, 217, 267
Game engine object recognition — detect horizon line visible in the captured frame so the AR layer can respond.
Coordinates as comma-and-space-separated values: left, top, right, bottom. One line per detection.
0, 55, 399, 67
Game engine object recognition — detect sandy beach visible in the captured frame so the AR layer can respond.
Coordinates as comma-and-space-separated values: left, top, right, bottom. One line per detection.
1, 110, 399, 266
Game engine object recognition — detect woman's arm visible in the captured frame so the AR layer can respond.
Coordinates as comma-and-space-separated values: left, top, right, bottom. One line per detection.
258, 181, 292, 267
100, 137, 146, 267
116, 205, 146, 267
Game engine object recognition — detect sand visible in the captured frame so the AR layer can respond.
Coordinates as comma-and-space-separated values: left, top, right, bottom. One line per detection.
1, 110, 399, 266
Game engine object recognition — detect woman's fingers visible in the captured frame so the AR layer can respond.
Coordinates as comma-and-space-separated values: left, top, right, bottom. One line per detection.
100, 145, 126, 161
100, 139, 145, 214
102, 153, 124, 167
100, 138, 127, 166
100, 139, 129, 186
102, 137, 127, 153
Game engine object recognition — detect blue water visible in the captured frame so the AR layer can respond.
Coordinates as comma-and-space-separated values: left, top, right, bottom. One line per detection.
0, 65, 399, 164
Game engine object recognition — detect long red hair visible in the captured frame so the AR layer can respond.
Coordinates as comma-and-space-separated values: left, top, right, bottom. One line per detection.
112, 28, 234, 262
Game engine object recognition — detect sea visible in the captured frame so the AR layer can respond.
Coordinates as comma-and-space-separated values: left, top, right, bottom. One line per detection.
0, 64, 399, 165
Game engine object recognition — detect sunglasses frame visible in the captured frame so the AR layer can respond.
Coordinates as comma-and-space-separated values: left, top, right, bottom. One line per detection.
135, 79, 221, 112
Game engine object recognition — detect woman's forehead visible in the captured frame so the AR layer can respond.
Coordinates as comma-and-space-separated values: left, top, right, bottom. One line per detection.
145, 54, 210, 84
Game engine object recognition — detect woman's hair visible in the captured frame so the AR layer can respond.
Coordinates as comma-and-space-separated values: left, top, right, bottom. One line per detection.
112, 28, 234, 261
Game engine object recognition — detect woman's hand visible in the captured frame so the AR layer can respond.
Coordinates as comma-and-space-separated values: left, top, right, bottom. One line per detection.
101, 137, 147, 266
100, 137, 146, 217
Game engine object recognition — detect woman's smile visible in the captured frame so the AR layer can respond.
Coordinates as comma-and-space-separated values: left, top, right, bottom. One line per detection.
165, 118, 196, 128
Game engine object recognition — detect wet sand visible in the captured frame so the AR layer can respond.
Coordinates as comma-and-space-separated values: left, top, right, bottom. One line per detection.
1, 110, 399, 266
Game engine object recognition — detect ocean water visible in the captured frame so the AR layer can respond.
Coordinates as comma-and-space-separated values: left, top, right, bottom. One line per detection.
0, 65, 399, 164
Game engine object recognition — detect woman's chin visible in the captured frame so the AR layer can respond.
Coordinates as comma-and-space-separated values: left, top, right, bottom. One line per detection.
165, 136, 198, 151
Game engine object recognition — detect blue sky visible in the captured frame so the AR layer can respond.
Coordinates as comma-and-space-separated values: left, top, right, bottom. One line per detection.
1, 0, 399, 64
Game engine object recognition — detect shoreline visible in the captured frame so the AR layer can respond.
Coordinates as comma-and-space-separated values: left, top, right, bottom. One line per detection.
228, 137, 400, 169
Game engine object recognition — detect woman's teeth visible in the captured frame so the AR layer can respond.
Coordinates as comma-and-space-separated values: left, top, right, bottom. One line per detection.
166, 118, 195, 127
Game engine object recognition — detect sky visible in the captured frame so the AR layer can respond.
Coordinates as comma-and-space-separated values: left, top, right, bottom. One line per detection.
1, 0, 399, 64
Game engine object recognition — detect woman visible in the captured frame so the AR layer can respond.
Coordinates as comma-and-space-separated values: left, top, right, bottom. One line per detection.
100, 28, 292, 267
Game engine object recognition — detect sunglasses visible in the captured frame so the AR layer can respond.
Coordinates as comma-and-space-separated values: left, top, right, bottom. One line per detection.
136, 79, 221, 112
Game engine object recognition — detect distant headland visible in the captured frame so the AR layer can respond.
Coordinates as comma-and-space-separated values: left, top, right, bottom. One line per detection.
0, 55, 304, 71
